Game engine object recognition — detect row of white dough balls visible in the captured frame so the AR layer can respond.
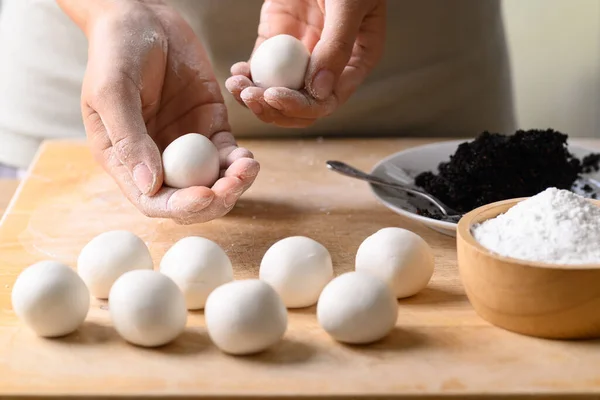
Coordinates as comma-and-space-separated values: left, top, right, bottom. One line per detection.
12, 227, 434, 354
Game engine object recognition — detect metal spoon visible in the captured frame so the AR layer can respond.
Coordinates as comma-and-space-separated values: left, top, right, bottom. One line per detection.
326, 160, 461, 219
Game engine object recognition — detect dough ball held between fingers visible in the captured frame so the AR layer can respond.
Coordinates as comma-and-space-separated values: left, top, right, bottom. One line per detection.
109, 270, 187, 348
12, 261, 90, 338
160, 236, 234, 310
317, 271, 398, 344
356, 228, 435, 299
205, 280, 288, 355
162, 133, 220, 189
250, 34, 310, 90
226, 0, 386, 128
77, 230, 153, 299
126, 141, 260, 226
259, 236, 333, 308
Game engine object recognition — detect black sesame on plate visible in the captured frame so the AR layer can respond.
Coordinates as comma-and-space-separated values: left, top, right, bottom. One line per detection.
413, 129, 600, 219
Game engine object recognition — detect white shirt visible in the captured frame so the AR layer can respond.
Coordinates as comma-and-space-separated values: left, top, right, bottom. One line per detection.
0, 0, 514, 168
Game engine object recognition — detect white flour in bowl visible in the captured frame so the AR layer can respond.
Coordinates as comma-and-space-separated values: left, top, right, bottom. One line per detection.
472, 187, 600, 265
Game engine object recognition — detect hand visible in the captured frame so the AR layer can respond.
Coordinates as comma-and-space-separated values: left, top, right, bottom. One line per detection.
63, 1, 259, 224
226, 0, 386, 128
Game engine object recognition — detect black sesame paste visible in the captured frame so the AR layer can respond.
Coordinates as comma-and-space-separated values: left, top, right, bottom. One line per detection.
582, 153, 600, 174
414, 129, 600, 217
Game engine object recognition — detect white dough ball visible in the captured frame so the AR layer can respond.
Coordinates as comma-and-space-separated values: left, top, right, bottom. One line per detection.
317, 271, 397, 344
259, 236, 333, 308
250, 34, 310, 90
109, 270, 187, 347
11, 261, 90, 338
77, 230, 153, 299
160, 236, 234, 310
356, 227, 434, 299
162, 133, 220, 189
205, 280, 287, 355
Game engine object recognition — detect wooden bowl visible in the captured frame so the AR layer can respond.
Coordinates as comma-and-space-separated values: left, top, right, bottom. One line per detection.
457, 198, 600, 339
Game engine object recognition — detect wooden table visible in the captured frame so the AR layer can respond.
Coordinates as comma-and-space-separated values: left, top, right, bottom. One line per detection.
0, 179, 19, 217
1, 138, 600, 399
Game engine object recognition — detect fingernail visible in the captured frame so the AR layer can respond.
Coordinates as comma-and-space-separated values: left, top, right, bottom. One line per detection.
133, 164, 154, 194
241, 91, 263, 114
224, 191, 242, 209
263, 89, 284, 110
311, 70, 335, 100
241, 162, 260, 179
266, 99, 284, 111
245, 100, 263, 115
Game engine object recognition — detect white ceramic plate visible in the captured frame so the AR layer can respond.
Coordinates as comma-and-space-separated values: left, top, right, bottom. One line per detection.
369, 140, 600, 237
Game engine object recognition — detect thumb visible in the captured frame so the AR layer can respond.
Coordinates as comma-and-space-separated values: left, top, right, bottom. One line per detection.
86, 78, 163, 196
306, 0, 364, 101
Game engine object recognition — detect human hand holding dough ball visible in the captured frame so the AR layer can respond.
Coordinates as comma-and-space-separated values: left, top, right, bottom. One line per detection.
250, 34, 310, 90
161, 133, 220, 189
12, 261, 90, 338
77, 230, 153, 299
160, 236, 234, 310
356, 228, 434, 299
259, 236, 333, 308
226, 2, 385, 128
317, 271, 398, 345
205, 280, 287, 355
109, 270, 187, 347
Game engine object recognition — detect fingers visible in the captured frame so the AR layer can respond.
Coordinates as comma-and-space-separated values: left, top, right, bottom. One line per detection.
226, 2, 385, 128
226, 74, 324, 127
187, 157, 260, 224
230, 61, 251, 78
306, 0, 365, 101
225, 74, 254, 109
162, 157, 260, 225
173, 131, 259, 224
105, 148, 259, 225
86, 76, 163, 196
240, 87, 317, 128
170, 133, 259, 223
263, 87, 337, 119
226, 62, 253, 108
241, 86, 267, 116
210, 131, 254, 167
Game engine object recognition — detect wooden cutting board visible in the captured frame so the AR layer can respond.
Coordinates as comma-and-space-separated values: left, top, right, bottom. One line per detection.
0, 180, 19, 216
1, 138, 600, 399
